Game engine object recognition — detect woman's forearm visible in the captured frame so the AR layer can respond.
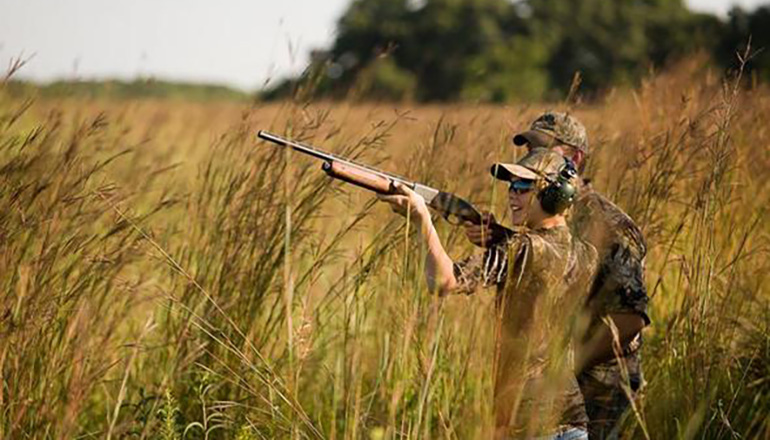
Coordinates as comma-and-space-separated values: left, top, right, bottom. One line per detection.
417, 214, 457, 294
375, 184, 457, 295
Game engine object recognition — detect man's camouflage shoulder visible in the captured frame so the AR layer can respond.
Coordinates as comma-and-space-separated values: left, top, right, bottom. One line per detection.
575, 189, 647, 258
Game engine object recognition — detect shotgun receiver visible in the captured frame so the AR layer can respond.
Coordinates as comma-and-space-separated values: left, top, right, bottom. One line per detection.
257, 131, 483, 225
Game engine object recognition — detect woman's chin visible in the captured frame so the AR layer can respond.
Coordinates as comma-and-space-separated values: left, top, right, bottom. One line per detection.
510, 213, 526, 226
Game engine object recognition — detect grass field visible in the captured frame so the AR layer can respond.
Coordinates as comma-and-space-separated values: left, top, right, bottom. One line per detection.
1, 57, 769, 439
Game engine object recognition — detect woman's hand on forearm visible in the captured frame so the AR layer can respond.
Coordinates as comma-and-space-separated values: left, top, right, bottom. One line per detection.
376, 182, 430, 220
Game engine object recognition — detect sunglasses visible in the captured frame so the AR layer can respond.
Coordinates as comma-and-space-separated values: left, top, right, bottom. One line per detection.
508, 179, 535, 194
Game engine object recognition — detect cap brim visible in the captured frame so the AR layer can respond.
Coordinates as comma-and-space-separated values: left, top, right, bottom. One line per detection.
512, 130, 557, 148
490, 163, 541, 181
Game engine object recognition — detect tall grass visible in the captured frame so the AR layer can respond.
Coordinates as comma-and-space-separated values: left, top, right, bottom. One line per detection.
1, 56, 769, 439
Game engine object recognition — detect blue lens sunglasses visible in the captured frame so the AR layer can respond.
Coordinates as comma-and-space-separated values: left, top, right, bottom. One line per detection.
509, 179, 536, 194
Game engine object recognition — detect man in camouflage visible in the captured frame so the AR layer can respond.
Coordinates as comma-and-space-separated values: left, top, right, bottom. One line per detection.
465, 112, 650, 438
379, 148, 594, 439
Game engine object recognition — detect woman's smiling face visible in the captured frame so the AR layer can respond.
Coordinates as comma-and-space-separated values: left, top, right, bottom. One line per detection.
508, 179, 535, 226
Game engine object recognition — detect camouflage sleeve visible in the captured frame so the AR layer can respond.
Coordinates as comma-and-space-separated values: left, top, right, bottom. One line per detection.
592, 241, 650, 325
452, 243, 509, 295
578, 191, 651, 325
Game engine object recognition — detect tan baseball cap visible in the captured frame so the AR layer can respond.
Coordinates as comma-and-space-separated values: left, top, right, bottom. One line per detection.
491, 148, 567, 182
513, 111, 589, 152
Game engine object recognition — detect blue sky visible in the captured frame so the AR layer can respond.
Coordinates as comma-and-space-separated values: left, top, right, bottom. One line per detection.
0, 0, 767, 91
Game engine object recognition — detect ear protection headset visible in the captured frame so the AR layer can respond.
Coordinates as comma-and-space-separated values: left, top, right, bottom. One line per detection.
537, 158, 578, 215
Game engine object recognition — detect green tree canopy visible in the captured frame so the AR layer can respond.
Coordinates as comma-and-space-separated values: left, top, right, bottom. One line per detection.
718, 6, 770, 78
264, 0, 763, 102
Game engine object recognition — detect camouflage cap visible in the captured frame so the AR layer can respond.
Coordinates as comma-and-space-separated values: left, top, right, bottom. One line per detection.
491, 148, 567, 182
512, 111, 589, 152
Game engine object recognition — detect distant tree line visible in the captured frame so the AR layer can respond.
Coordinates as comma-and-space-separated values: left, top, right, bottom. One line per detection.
7, 79, 249, 102
263, 0, 770, 102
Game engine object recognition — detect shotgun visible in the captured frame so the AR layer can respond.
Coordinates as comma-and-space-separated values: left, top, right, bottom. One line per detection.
257, 131, 483, 225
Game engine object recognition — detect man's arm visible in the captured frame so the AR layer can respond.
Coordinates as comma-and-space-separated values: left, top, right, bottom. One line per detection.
575, 313, 646, 373
576, 216, 650, 372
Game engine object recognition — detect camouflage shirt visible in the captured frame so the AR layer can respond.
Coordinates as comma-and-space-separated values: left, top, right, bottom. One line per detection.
571, 185, 650, 437
453, 225, 597, 435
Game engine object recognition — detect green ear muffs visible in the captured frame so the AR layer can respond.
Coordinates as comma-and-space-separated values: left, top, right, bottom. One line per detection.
538, 159, 578, 215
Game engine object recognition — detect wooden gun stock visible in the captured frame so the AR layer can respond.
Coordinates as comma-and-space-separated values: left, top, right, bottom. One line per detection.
322, 161, 394, 194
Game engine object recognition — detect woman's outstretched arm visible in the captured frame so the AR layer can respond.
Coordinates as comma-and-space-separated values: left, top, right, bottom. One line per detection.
377, 182, 457, 295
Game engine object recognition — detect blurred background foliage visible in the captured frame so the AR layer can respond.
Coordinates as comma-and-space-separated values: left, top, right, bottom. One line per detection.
264, 0, 766, 102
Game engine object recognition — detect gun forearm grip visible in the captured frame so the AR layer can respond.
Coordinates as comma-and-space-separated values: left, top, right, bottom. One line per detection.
322, 161, 393, 194
430, 191, 483, 225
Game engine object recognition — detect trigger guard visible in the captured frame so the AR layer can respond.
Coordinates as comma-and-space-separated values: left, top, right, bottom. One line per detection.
444, 213, 462, 226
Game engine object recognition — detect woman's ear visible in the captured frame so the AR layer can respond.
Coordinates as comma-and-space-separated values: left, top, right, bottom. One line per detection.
572, 149, 585, 170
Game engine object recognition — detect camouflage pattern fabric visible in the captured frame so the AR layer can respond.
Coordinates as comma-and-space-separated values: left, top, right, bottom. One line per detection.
453, 226, 597, 437
570, 185, 649, 439
529, 112, 589, 152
